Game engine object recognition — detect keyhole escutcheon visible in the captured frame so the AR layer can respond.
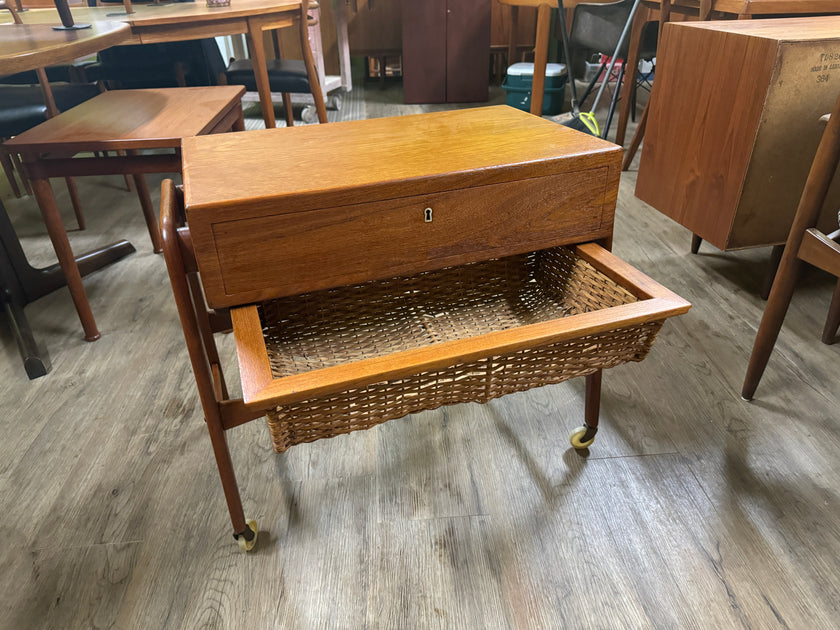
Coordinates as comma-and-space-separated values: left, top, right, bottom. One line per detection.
424, 207, 433, 222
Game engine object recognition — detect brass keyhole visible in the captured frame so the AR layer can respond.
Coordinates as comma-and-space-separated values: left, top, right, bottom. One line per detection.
424, 207, 433, 222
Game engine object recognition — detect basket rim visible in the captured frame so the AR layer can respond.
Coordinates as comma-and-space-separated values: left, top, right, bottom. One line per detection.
232, 243, 690, 410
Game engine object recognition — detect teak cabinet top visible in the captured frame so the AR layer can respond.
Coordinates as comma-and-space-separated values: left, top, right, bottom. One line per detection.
182, 106, 619, 216
182, 106, 622, 308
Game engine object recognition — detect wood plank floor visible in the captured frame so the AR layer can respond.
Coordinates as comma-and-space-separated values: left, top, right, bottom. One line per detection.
1, 76, 839, 629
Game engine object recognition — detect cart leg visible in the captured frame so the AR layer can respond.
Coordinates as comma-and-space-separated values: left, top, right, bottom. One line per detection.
570, 370, 601, 449
204, 410, 258, 551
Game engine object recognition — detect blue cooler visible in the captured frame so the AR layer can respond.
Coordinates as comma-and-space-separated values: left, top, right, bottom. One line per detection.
502, 62, 567, 116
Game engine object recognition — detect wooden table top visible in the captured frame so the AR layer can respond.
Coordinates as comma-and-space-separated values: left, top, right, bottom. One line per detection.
665, 13, 840, 35
498, 0, 840, 12
4, 85, 245, 151
1, 0, 303, 28
645, 0, 840, 14
0, 20, 129, 75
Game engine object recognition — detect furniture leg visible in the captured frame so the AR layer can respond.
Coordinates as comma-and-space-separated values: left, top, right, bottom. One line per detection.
159, 178, 252, 549
11, 152, 32, 195
615, 9, 647, 147
571, 369, 602, 448
507, 5, 519, 68
29, 175, 100, 341
742, 92, 840, 400
0, 149, 22, 198
585, 369, 602, 431
64, 176, 85, 230
622, 101, 647, 170
245, 18, 277, 129
232, 107, 245, 132
760, 244, 784, 300
529, 3, 551, 117
127, 151, 162, 253
2, 292, 50, 379
298, 8, 328, 123
206, 406, 252, 544
116, 151, 133, 191
691, 233, 702, 254
741, 258, 802, 400
282, 93, 295, 127
822, 278, 840, 344
623, 0, 670, 170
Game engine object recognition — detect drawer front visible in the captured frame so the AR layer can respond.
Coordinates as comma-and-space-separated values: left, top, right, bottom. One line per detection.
205, 167, 612, 305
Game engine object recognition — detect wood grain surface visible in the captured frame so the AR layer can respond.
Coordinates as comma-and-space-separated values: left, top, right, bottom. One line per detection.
0, 21, 129, 75
2, 84, 840, 629
636, 17, 840, 250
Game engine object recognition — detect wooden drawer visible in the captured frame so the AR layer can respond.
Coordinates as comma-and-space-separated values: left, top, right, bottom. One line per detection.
210, 166, 611, 304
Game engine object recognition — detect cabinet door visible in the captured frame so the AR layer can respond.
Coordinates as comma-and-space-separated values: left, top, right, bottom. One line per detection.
402, 0, 447, 104
446, 0, 491, 103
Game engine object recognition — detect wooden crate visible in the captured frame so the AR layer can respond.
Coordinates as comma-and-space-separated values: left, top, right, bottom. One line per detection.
636, 17, 840, 251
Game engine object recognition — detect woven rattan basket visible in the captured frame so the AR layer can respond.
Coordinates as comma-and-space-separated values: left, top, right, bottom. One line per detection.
257, 246, 665, 453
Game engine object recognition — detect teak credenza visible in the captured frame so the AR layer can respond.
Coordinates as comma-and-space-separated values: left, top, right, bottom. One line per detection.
162, 106, 690, 550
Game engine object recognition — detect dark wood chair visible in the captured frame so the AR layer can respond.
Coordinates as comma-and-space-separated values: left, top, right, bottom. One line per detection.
742, 92, 840, 400
219, 0, 326, 126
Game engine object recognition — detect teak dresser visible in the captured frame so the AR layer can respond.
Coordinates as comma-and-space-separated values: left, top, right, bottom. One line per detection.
162, 106, 690, 550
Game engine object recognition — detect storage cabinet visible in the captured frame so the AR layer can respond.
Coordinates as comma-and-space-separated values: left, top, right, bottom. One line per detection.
636, 17, 840, 251
401, 0, 491, 103
167, 106, 689, 548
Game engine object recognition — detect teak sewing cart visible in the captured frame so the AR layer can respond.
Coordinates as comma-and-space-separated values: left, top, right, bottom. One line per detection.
161, 106, 690, 550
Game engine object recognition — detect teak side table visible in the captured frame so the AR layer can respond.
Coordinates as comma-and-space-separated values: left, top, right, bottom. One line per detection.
5, 86, 246, 342
162, 106, 690, 550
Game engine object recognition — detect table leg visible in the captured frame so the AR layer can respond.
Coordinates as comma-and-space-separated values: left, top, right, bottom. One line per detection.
530, 3, 551, 117
2, 295, 50, 379
29, 176, 100, 341
507, 5, 519, 67
126, 150, 162, 253
299, 7, 328, 123
615, 7, 647, 147
245, 18, 277, 129
622, 102, 647, 170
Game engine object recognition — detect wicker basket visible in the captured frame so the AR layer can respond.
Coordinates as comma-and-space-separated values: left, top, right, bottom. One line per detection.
260, 246, 663, 453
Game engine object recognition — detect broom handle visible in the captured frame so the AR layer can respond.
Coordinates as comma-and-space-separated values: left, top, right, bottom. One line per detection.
590, 0, 643, 113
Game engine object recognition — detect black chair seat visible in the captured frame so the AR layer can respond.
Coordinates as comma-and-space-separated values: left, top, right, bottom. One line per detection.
225, 58, 310, 93
0, 84, 101, 138
1, 65, 75, 85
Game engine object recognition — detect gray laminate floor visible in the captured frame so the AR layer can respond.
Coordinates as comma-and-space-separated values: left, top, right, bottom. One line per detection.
1, 73, 838, 629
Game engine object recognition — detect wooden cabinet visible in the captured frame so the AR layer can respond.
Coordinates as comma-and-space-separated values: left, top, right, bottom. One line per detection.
402, 0, 492, 103
636, 17, 840, 251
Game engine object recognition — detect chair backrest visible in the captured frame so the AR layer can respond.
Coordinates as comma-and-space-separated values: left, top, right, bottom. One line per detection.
570, 0, 636, 57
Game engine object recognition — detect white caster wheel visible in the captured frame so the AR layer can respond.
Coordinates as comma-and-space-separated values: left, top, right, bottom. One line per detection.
235, 519, 258, 552
301, 106, 318, 124
328, 94, 342, 111
569, 425, 597, 450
